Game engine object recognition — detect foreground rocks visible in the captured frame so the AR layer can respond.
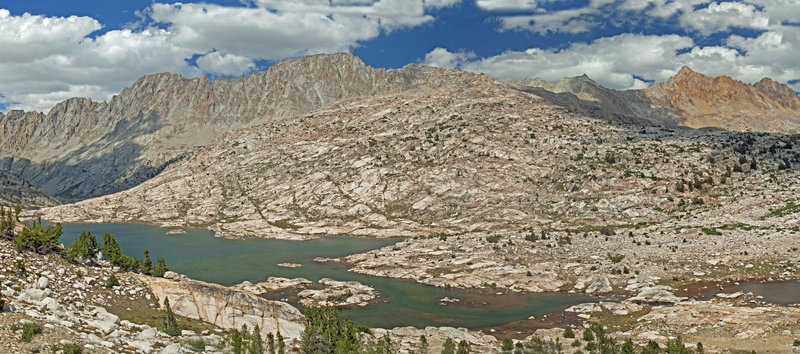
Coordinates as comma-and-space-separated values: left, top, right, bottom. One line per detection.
138, 274, 305, 342
233, 277, 379, 307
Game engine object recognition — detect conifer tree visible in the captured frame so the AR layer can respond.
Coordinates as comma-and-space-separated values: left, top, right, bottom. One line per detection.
162, 297, 180, 336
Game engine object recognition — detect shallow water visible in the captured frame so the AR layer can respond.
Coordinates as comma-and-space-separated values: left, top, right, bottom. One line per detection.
60, 223, 590, 329
679, 279, 800, 305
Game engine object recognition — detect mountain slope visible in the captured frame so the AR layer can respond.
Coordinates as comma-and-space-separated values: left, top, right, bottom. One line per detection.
644, 66, 800, 131
38, 65, 800, 240
0, 170, 58, 208
512, 67, 800, 132
0, 53, 421, 202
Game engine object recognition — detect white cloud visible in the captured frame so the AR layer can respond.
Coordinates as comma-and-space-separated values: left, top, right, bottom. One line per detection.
0, 11, 198, 112
423, 0, 463, 8
423, 27, 800, 92
0, 1, 442, 113
681, 2, 770, 35
0, 9, 101, 62
476, 0, 537, 11
424, 34, 694, 89
500, 8, 596, 34
423, 47, 476, 68
196, 51, 255, 76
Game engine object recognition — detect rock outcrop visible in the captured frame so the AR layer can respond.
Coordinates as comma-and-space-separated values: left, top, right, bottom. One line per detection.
514, 67, 800, 132
0, 170, 58, 208
0, 53, 427, 202
137, 274, 306, 340
644, 66, 800, 132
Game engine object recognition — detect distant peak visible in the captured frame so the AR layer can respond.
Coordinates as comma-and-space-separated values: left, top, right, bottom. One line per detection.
675, 66, 696, 76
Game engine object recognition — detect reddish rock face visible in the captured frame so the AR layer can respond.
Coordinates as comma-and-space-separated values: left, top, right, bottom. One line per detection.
644, 66, 800, 131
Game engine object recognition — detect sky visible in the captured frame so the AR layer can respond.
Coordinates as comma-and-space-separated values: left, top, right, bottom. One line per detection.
1, 0, 799, 113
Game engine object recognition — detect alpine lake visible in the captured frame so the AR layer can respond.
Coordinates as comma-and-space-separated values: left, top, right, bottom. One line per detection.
59, 223, 593, 330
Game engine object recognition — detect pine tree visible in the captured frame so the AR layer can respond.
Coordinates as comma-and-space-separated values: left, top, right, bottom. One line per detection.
231, 328, 244, 354
141, 249, 152, 274
249, 325, 263, 354
162, 297, 180, 336
457, 339, 470, 354
153, 257, 168, 277
501, 338, 514, 353
14, 204, 21, 221
621, 338, 635, 354
276, 332, 285, 354
267, 332, 275, 354
441, 338, 455, 354
418, 334, 428, 354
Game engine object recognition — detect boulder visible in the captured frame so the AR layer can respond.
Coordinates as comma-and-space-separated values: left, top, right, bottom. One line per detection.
18, 288, 47, 303
88, 319, 118, 335
35, 276, 49, 290
585, 277, 612, 294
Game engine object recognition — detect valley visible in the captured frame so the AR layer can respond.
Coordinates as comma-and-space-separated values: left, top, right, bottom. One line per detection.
2, 53, 800, 353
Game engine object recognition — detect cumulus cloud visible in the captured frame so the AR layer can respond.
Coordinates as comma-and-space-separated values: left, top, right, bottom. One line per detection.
196, 51, 255, 76
423, 47, 476, 68
455, 0, 800, 91
0, 1, 443, 112
476, 0, 537, 11
681, 1, 770, 35
424, 34, 694, 89
422, 29, 800, 91
0, 10, 198, 112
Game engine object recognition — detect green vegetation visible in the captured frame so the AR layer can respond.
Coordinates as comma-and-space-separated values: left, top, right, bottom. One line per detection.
501, 338, 514, 353
229, 324, 284, 354
442, 338, 456, 354
51, 342, 82, 354
12, 218, 62, 254
701, 227, 722, 236
11, 322, 43, 342
101, 232, 139, 271
183, 337, 207, 352
763, 202, 800, 219
457, 339, 470, 353
153, 257, 169, 277
485, 235, 502, 243
563, 327, 575, 338
101, 232, 168, 275
105, 274, 120, 288
162, 297, 182, 336
0, 205, 16, 236
67, 230, 99, 261
608, 254, 625, 263
301, 306, 364, 353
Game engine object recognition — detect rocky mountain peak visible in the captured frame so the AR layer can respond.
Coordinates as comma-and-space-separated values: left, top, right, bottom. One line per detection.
554, 74, 601, 94
644, 66, 800, 131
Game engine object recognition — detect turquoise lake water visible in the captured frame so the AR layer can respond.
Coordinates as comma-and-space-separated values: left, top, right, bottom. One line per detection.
59, 223, 590, 329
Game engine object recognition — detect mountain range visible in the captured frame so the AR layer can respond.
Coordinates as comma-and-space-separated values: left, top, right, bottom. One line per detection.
1, 53, 799, 215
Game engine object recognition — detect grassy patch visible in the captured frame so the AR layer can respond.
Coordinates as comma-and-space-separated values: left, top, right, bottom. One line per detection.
589, 308, 651, 332
762, 202, 800, 219
269, 219, 297, 230
104, 295, 215, 334
562, 223, 651, 235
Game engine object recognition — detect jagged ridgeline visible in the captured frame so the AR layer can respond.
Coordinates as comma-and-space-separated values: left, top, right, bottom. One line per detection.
3, 53, 800, 216
0, 53, 439, 205
30, 54, 800, 240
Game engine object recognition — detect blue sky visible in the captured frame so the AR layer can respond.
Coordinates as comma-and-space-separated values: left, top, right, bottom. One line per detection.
1, 0, 799, 112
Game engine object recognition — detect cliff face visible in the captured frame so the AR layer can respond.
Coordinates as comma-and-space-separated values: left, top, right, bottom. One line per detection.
512, 67, 800, 132
5, 55, 800, 207
0, 53, 418, 203
138, 274, 305, 340
0, 171, 58, 208
643, 67, 800, 131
